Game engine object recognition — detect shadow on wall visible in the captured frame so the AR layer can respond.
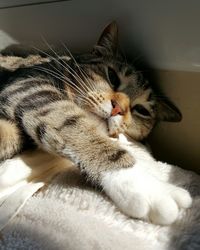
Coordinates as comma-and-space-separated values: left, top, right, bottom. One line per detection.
0, 30, 18, 50
148, 70, 200, 173
0, 0, 154, 66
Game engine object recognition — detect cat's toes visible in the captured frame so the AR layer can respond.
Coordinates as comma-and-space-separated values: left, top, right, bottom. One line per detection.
171, 187, 192, 209
149, 196, 179, 225
123, 192, 149, 219
102, 166, 192, 226
149, 186, 192, 225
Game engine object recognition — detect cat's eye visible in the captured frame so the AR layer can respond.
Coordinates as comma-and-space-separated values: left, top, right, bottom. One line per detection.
132, 104, 151, 118
107, 67, 120, 89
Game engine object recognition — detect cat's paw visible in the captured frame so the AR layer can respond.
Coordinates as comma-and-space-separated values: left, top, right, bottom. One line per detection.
101, 165, 192, 225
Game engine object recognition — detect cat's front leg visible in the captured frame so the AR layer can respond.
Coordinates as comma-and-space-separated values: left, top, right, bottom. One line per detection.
21, 100, 134, 182
101, 134, 192, 225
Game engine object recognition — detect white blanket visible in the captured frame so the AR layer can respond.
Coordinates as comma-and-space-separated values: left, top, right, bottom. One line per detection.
0, 149, 199, 250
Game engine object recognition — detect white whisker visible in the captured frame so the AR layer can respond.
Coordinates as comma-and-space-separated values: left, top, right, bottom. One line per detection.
33, 46, 90, 93
34, 66, 87, 99
34, 66, 95, 108
38, 40, 94, 94
61, 42, 96, 92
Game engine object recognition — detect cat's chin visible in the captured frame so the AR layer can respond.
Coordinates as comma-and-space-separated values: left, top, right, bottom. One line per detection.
107, 115, 124, 138
86, 110, 124, 138
108, 128, 124, 139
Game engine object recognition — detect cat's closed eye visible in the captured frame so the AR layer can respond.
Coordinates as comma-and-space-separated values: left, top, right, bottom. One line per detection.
107, 67, 120, 89
132, 104, 151, 118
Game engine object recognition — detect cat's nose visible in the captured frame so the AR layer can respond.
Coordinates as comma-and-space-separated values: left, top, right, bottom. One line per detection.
111, 100, 123, 116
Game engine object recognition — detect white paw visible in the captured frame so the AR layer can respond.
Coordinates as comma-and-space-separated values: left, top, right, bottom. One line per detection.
101, 165, 192, 225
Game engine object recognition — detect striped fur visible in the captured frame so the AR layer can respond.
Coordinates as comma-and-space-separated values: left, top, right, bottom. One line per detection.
0, 22, 182, 183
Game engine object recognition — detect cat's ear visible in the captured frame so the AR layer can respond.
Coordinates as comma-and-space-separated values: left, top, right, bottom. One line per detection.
156, 98, 182, 122
93, 21, 118, 56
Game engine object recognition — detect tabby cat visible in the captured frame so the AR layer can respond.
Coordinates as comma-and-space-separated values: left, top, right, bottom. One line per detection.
0, 22, 191, 225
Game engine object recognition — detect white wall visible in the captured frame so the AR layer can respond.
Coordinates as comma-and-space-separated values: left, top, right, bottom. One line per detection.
0, 0, 200, 72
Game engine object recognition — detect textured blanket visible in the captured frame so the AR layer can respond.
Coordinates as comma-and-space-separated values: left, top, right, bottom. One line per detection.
0, 149, 199, 250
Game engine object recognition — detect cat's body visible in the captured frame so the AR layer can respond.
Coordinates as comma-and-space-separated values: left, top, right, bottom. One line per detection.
0, 58, 135, 181
0, 22, 191, 225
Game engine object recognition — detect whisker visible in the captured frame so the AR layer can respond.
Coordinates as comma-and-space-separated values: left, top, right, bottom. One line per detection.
34, 66, 88, 99
73, 95, 93, 107
34, 42, 102, 110
34, 44, 94, 95
38, 39, 93, 93
31, 54, 88, 98
33, 46, 81, 84
55, 47, 94, 92
61, 42, 96, 92
34, 56, 100, 108
61, 62, 92, 94
34, 42, 101, 105
35, 66, 96, 108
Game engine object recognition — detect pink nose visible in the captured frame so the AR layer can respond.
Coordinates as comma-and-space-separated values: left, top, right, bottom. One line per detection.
111, 100, 122, 116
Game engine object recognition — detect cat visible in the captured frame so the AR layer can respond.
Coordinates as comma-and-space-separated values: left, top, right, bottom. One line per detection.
0, 22, 191, 225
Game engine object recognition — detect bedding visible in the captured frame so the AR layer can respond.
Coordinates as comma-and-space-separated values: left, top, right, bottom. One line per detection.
0, 149, 199, 250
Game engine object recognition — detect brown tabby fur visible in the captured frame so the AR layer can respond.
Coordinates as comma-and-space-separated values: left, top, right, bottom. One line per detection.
0, 22, 181, 183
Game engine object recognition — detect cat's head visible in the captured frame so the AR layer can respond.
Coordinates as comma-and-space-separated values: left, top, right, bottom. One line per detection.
68, 22, 182, 140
